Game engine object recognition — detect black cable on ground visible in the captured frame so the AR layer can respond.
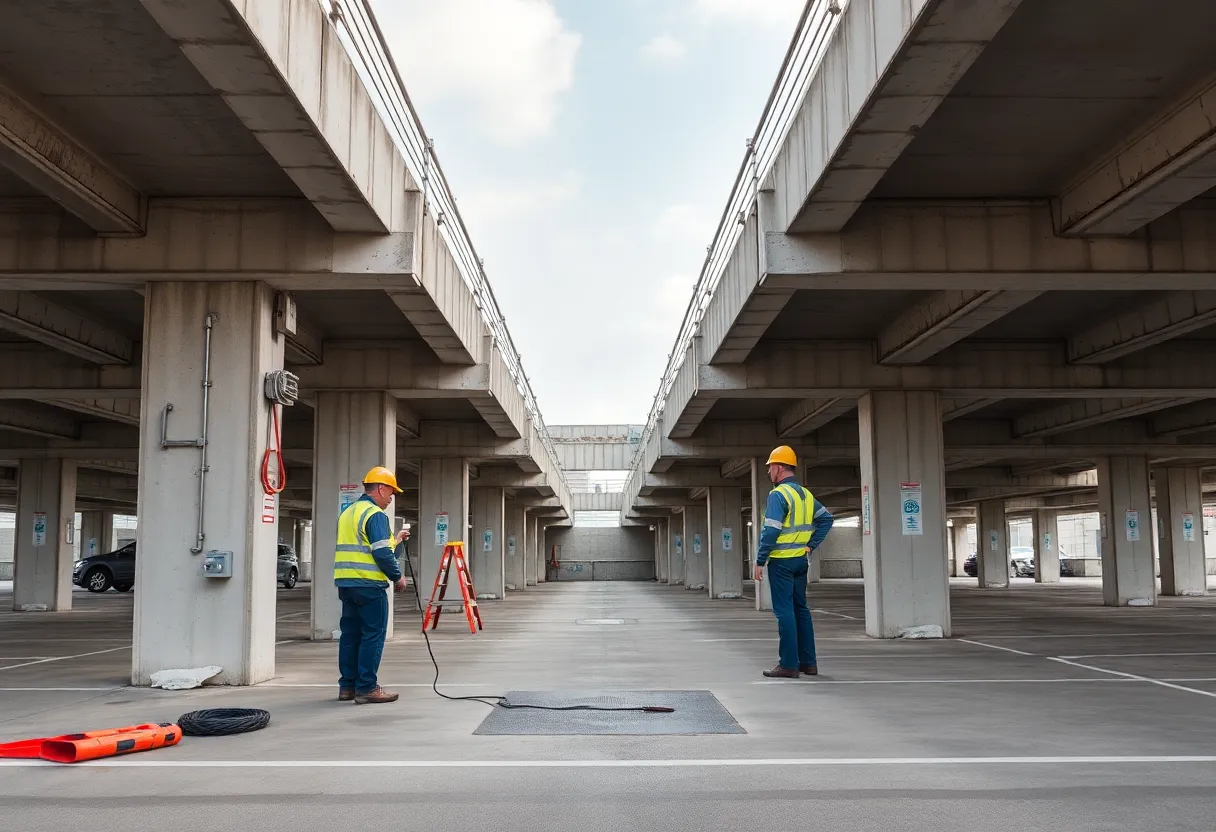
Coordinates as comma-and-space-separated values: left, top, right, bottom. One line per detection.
398, 543, 674, 714
178, 708, 271, 737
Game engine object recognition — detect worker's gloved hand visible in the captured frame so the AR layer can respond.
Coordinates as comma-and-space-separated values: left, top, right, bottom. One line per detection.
753, 565, 764, 582
394, 577, 407, 593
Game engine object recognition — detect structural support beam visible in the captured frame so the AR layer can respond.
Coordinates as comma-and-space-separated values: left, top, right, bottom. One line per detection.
1013, 398, 1197, 438
976, 500, 1009, 589
1096, 456, 1156, 607
1056, 76, 1216, 237
0, 292, 134, 364
1068, 292, 1216, 364
1153, 401, 1216, 437
1155, 467, 1208, 597
706, 486, 743, 600
878, 291, 1040, 365
0, 403, 79, 439
38, 397, 140, 426
778, 398, 854, 438
13, 459, 76, 611
1033, 510, 1060, 585
0, 81, 143, 233
682, 503, 708, 592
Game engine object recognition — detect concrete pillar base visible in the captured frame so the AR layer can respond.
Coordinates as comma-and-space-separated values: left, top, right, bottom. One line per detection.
310, 391, 397, 641
14, 459, 77, 611
858, 391, 950, 638
1098, 456, 1156, 606
132, 282, 282, 686
1156, 467, 1208, 597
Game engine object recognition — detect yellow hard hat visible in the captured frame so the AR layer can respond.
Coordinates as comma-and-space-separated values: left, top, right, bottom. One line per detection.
766, 445, 797, 467
362, 465, 402, 493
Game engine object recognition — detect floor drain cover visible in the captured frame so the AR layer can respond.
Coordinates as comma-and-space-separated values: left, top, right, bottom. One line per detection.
472, 690, 745, 736
575, 618, 633, 625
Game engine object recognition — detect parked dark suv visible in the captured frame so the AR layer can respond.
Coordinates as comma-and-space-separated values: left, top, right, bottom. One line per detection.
73, 542, 300, 592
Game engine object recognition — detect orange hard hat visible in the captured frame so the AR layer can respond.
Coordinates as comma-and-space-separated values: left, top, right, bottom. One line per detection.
766, 445, 797, 467
362, 466, 402, 493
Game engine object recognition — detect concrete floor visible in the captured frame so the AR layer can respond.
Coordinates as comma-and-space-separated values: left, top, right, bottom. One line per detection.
2, 578, 1216, 830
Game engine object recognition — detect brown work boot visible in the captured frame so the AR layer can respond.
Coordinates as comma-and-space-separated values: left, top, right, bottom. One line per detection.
762, 665, 800, 679
800, 665, 818, 676
354, 686, 399, 704
338, 688, 355, 701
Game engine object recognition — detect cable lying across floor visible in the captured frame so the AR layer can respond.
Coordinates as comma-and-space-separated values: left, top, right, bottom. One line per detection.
400, 544, 675, 715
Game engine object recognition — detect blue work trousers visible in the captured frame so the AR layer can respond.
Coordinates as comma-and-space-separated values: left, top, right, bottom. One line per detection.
337, 585, 389, 694
766, 556, 817, 670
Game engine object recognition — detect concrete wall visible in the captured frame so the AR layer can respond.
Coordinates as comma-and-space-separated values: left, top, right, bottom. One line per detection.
817, 522, 864, 578
545, 527, 655, 582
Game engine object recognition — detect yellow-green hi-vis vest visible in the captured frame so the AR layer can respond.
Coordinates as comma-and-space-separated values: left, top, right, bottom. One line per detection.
768, 482, 816, 559
333, 500, 389, 585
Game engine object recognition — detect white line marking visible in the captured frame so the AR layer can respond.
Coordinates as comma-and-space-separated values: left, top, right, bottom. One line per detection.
751, 678, 1130, 686
958, 639, 1034, 656
0, 686, 123, 692
812, 609, 859, 620
1048, 657, 1216, 700
4, 755, 1216, 769
276, 611, 310, 620
972, 632, 1209, 640
0, 646, 130, 672
274, 640, 296, 646
0, 657, 52, 660
1060, 652, 1216, 660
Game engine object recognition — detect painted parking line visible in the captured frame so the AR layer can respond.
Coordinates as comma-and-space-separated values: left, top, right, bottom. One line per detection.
5, 755, 1216, 769
1059, 651, 1216, 659
0, 646, 130, 672
957, 639, 1034, 656
1047, 657, 1216, 700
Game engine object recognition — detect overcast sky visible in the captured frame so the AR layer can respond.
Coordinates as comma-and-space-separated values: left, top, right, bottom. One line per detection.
370, 0, 804, 425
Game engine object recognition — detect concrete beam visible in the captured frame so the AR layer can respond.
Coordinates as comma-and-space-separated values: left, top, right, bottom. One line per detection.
38, 397, 141, 426
1056, 75, 1216, 237
641, 468, 740, 492
877, 290, 1040, 364
0, 81, 143, 234
0, 292, 134, 364
0, 345, 140, 398
1068, 291, 1216, 364
471, 469, 551, 489
284, 315, 324, 366
777, 397, 855, 438
1153, 402, 1216, 438
942, 398, 1002, 421
1014, 398, 1198, 439
763, 203, 1216, 292
396, 402, 421, 441
693, 341, 1216, 401
0, 403, 79, 439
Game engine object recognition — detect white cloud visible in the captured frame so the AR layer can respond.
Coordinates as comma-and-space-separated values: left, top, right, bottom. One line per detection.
642, 34, 687, 62
652, 204, 717, 243
371, 0, 581, 144
692, 0, 806, 27
459, 171, 582, 224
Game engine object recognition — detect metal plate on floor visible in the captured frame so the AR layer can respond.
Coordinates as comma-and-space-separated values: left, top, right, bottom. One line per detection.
472, 690, 746, 736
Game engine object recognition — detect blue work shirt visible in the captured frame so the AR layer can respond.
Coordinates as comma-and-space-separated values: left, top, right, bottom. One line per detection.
756, 475, 833, 566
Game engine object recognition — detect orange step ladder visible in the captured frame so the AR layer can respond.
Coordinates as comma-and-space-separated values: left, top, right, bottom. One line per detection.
421, 542, 483, 634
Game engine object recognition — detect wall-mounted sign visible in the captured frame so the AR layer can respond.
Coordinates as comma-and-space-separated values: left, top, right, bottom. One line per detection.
721, 527, 733, 552
1125, 510, 1140, 542
32, 512, 46, 547
338, 484, 360, 512
862, 486, 871, 536
435, 513, 450, 547
900, 482, 922, 536
1182, 512, 1196, 543
483, 528, 493, 552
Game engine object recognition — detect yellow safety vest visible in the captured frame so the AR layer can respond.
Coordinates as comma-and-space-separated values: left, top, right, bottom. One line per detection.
333, 499, 390, 585
769, 482, 817, 559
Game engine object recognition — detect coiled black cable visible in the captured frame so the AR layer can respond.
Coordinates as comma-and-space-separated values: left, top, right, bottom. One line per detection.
178, 708, 271, 737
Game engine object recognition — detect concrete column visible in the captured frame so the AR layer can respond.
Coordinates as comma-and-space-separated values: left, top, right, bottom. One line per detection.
949, 522, 968, 578
524, 513, 538, 586
418, 457, 470, 593
669, 515, 685, 585
298, 520, 313, 581
683, 502, 709, 591
278, 517, 297, 549
750, 457, 773, 610
707, 486, 743, 599
471, 487, 505, 599
539, 522, 549, 583
977, 501, 1009, 588
133, 282, 282, 686
1156, 467, 1207, 596
1097, 456, 1156, 606
1034, 510, 1060, 584
655, 518, 669, 583
504, 501, 526, 591
310, 392, 396, 641
858, 391, 950, 638
13, 460, 77, 611
80, 510, 115, 558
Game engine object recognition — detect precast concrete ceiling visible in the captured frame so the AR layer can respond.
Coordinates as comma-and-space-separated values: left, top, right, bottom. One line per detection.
0, 0, 299, 197
873, 0, 1216, 198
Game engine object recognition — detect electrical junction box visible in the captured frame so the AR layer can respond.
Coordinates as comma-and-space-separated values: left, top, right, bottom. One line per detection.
203, 550, 233, 578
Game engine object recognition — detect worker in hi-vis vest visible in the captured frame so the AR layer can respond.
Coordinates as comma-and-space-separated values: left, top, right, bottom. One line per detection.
334, 466, 410, 704
753, 445, 834, 679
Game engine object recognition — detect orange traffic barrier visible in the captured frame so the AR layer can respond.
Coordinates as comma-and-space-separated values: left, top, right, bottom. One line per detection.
0, 722, 181, 763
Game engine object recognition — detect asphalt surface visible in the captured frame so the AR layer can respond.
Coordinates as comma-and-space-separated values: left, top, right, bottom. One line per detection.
2, 576, 1216, 830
